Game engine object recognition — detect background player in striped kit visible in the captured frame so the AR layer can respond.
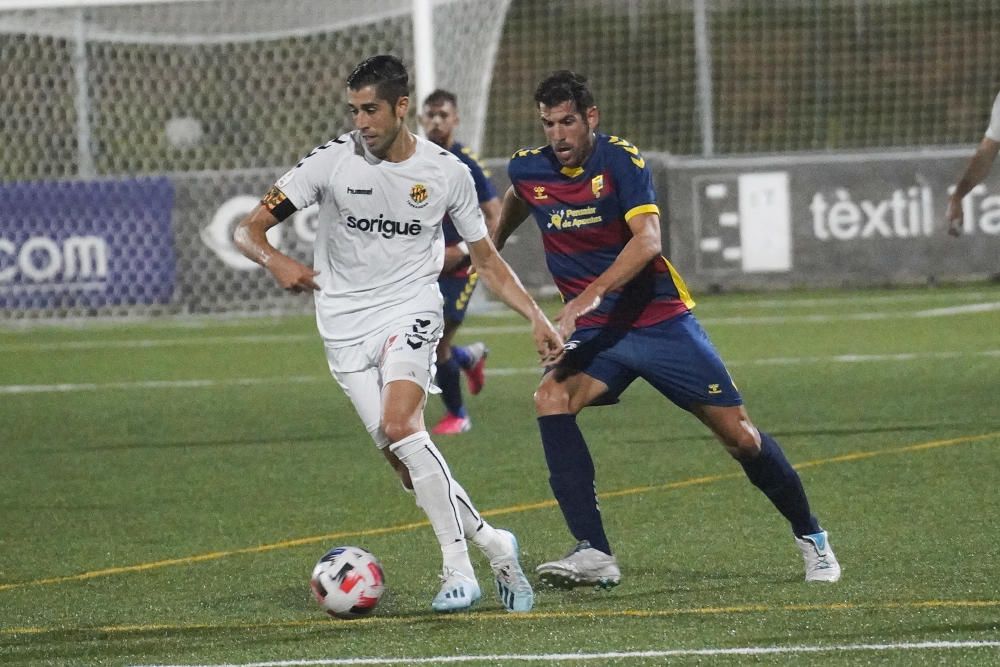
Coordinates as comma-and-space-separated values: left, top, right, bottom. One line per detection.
420, 89, 499, 435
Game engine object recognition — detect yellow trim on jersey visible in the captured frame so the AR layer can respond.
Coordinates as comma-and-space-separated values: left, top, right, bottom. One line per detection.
560, 165, 584, 178
511, 145, 546, 159
608, 135, 646, 168
460, 146, 491, 175
624, 203, 660, 222
665, 259, 696, 309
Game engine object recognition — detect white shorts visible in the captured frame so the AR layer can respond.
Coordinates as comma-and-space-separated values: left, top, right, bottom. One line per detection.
325, 311, 442, 449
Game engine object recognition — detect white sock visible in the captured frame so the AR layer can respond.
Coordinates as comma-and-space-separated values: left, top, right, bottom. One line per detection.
441, 541, 474, 579
390, 431, 474, 577
451, 479, 508, 560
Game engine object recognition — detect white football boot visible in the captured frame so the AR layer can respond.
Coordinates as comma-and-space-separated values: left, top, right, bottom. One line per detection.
431, 567, 482, 613
795, 530, 842, 582
489, 529, 534, 612
536, 540, 621, 590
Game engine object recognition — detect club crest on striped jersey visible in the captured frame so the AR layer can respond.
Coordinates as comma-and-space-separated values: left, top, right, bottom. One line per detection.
591, 174, 604, 198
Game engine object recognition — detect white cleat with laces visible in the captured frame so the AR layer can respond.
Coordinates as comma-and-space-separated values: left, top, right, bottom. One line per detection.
489, 529, 534, 612
795, 530, 842, 582
535, 540, 621, 590
431, 567, 482, 613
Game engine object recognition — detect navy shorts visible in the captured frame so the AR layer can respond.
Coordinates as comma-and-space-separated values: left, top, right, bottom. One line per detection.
439, 273, 479, 323
556, 312, 743, 412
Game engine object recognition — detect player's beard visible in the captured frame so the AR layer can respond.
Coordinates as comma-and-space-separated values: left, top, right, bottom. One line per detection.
370, 119, 404, 159
555, 128, 595, 168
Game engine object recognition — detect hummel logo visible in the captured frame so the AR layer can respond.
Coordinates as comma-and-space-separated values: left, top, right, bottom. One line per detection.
347, 186, 373, 195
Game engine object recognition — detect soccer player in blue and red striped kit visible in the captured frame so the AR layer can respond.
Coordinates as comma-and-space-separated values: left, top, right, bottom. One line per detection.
420, 89, 497, 435
495, 70, 841, 588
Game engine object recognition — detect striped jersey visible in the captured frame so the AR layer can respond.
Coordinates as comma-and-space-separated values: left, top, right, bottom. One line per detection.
508, 132, 694, 330
441, 141, 498, 278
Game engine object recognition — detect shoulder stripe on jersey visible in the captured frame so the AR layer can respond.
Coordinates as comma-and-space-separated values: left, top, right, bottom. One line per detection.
607, 135, 646, 168
510, 145, 546, 159
295, 139, 339, 167
625, 203, 660, 222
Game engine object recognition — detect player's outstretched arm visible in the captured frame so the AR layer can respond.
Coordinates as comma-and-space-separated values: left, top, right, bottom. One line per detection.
234, 203, 320, 293
946, 137, 1000, 236
467, 236, 563, 364
493, 187, 530, 251
554, 212, 662, 339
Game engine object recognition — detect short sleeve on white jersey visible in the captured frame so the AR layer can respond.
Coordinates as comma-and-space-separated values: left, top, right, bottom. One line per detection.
986, 91, 1000, 142
274, 137, 344, 210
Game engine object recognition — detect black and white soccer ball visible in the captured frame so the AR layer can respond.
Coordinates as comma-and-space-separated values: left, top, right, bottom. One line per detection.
309, 546, 385, 619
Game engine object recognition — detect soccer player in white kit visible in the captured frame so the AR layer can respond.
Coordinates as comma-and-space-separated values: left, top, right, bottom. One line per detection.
946, 90, 1000, 236
234, 55, 563, 614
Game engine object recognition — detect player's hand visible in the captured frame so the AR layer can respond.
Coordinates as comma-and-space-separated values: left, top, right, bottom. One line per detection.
945, 195, 963, 237
266, 254, 321, 293
555, 291, 602, 340
532, 315, 564, 365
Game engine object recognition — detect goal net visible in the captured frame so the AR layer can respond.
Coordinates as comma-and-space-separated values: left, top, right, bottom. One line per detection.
0, 0, 511, 321
3, 0, 999, 321
483, 0, 1000, 158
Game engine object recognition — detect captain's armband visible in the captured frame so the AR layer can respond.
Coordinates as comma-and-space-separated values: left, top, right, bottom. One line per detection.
262, 185, 297, 222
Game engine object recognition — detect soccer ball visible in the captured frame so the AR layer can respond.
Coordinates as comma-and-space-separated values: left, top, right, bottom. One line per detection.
309, 546, 385, 619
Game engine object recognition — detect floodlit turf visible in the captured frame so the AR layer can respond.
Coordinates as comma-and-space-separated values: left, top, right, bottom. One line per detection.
1, 284, 999, 666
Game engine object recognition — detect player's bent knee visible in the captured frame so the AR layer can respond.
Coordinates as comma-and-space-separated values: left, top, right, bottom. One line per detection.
721, 426, 762, 460
382, 420, 423, 445
725, 438, 762, 461
533, 381, 570, 415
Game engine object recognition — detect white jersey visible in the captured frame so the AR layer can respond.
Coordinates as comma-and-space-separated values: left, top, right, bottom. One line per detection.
986, 91, 1000, 142
275, 131, 488, 346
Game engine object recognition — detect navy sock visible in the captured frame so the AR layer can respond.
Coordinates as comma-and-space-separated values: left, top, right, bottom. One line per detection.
435, 357, 466, 417
451, 345, 473, 369
538, 414, 612, 555
739, 432, 820, 537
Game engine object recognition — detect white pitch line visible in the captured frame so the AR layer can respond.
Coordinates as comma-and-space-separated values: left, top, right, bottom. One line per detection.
914, 302, 1000, 317
131, 639, 1000, 667
0, 375, 325, 395
0, 334, 317, 352
0, 327, 529, 353
2, 302, 998, 353
1, 350, 998, 395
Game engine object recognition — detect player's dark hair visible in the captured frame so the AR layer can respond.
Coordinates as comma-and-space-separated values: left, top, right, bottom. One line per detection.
347, 55, 409, 106
534, 70, 595, 115
423, 88, 458, 109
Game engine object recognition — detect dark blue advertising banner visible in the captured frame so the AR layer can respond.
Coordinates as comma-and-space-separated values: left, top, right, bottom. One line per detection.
0, 177, 175, 309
